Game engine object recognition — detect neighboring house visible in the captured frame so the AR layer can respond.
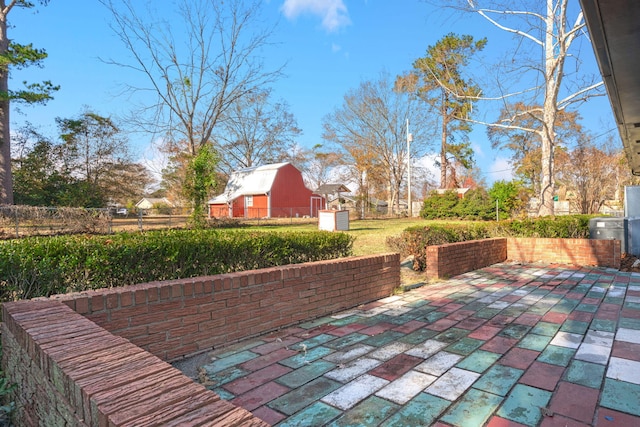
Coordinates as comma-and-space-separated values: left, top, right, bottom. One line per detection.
327, 194, 357, 210
135, 197, 175, 212
369, 197, 388, 214
435, 188, 471, 199
208, 162, 325, 218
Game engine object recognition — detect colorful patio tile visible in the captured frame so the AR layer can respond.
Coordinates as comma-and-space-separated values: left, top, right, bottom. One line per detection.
289, 333, 336, 351
434, 327, 470, 343
498, 347, 540, 370
473, 364, 523, 396
276, 402, 341, 427
323, 344, 375, 364
231, 381, 290, 411
405, 339, 448, 359
269, 377, 342, 416
441, 388, 503, 426
375, 370, 437, 404
324, 333, 369, 350
548, 382, 599, 424
204, 350, 259, 373
456, 350, 502, 373
425, 367, 480, 401
519, 361, 564, 391
595, 408, 640, 427
279, 346, 334, 369
549, 331, 583, 349
327, 396, 399, 427
369, 353, 422, 381
415, 351, 463, 376
539, 344, 576, 368
253, 406, 286, 425
611, 340, 640, 361
481, 336, 519, 353
591, 318, 617, 332
607, 357, 640, 385
361, 330, 405, 347
563, 359, 604, 389
321, 374, 389, 410
324, 358, 382, 383
224, 363, 292, 395
600, 378, 640, 416
379, 392, 450, 427
172, 262, 640, 427
573, 330, 613, 364
445, 337, 485, 355
497, 384, 552, 426
276, 360, 337, 389
530, 321, 562, 336
499, 324, 531, 340
616, 327, 640, 344
396, 327, 438, 345
517, 333, 552, 351
368, 342, 414, 361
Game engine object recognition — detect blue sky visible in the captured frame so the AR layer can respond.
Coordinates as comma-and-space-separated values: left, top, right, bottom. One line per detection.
10, 0, 616, 186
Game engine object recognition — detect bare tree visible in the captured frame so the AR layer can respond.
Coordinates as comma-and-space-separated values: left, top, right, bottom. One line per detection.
555, 138, 618, 214
302, 144, 343, 192
12, 114, 150, 207
57, 111, 130, 186
102, 0, 283, 211
444, 0, 604, 216
489, 103, 583, 196
322, 72, 432, 214
214, 88, 301, 176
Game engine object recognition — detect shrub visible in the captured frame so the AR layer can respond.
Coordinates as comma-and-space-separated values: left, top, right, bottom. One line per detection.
420, 190, 460, 219
421, 181, 528, 221
0, 229, 354, 302
389, 223, 491, 270
392, 215, 593, 271
489, 215, 592, 238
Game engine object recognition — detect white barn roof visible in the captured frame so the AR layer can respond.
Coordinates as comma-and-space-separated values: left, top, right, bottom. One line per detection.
208, 162, 289, 204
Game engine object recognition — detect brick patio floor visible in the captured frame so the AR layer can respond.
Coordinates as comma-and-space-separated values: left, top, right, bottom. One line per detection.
174, 262, 640, 426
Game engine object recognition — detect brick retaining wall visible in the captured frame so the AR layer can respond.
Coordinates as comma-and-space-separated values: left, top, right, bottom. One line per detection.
426, 238, 508, 279
425, 237, 621, 279
1, 253, 400, 426
506, 238, 621, 268
2, 301, 265, 426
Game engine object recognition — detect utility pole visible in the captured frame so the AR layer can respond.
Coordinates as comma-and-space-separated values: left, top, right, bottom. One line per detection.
407, 119, 413, 217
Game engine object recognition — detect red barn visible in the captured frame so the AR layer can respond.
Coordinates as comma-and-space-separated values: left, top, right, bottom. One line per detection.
208, 162, 325, 218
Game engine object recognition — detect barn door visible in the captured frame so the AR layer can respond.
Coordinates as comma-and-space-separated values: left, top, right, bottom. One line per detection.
310, 196, 323, 218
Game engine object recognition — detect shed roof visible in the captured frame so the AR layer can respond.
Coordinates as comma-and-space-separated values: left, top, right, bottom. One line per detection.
316, 184, 351, 194
208, 162, 289, 204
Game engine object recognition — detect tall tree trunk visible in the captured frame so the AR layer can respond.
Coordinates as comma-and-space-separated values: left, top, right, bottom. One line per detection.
440, 93, 448, 189
538, 0, 563, 217
0, 3, 13, 204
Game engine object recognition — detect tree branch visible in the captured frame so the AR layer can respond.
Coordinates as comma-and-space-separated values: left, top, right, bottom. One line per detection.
466, 1, 544, 46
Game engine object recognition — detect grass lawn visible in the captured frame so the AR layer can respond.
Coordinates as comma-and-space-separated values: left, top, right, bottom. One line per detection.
245, 217, 463, 285
245, 217, 429, 256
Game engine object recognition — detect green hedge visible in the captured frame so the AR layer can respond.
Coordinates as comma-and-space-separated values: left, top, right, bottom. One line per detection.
387, 215, 593, 271
0, 229, 354, 302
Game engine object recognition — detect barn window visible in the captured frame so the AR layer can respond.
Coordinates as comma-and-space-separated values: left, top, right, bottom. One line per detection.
246, 195, 253, 207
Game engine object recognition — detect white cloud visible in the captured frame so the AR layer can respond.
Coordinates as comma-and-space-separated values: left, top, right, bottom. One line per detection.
487, 156, 514, 183
331, 43, 342, 53
281, 0, 351, 33
139, 138, 170, 189
472, 142, 484, 157
416, 153, 440, 179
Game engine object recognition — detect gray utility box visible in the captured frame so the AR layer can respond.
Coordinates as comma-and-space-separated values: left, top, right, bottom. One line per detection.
589, 217, 640, 256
